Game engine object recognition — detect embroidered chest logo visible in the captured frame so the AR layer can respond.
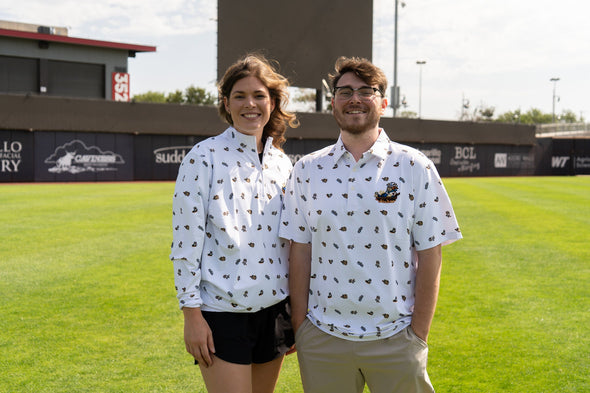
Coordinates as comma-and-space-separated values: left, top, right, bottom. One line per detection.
375, 182, 400, 203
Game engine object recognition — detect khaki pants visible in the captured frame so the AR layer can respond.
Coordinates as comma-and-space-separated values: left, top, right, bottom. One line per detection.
295, 319, 434, 393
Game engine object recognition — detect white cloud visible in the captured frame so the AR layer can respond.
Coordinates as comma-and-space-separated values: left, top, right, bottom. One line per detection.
1, 0, 216, 41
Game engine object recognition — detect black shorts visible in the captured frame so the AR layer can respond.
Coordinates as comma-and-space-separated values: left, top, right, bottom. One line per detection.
198, 298, 294, 365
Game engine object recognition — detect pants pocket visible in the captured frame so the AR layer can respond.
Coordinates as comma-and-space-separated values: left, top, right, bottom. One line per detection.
406, 325, 428, 348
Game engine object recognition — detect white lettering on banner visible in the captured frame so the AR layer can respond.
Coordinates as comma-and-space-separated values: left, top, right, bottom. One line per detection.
2, 141, 23, 153
153, 146, 192, 164
576, 156, 590, 169
454, 146, 476, 160
419, 148, 442, 165
450, 146, 480, 173
449, 159, 481, 173
494, 153, 508, 168
1, 160, 21, 172
45, 140, 124, 174
75, 155, 117, 164
551, 156, 570, 168
1, 141, 23, 173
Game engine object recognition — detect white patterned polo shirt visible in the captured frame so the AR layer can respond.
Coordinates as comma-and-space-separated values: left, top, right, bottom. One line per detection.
280, 129, 462, 341
170, 127, 293, 312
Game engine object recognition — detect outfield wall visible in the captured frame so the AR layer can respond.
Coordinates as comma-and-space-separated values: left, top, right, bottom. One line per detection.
1, 94, 588, 182
2, 130, 588, 182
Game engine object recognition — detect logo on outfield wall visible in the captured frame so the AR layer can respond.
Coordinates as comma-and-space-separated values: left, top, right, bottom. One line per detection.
1, 140, 22, 173
551, 156, 570, 168
44, 140, 125, 174
576, 156, 590, 169
153, 146, 193, 164
494, 153, 508, 168
495, 152, 534, 169
450, 146, 480, 173
419, 148, 442, 165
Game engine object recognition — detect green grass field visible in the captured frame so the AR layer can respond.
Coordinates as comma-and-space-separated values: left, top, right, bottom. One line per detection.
0, 177, 588, 393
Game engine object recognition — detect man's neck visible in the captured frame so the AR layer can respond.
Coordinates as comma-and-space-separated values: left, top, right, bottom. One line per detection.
340, 127, 380, 161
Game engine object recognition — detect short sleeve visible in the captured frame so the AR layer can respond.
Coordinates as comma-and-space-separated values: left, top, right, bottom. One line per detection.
279, 161, 312, 244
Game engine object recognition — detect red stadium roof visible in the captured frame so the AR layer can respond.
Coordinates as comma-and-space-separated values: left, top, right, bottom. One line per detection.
0, 27, 156, 55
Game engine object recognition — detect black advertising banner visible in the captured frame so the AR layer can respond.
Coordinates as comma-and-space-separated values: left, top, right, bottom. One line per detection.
35, 132, 133, 182
550, 139, 575, 176
534, 138, 554, 176
574, 139, 590, 175
283, 138, 334, 165
0, 130, 34, 182
447, 145, 483, 176
408, 143, 537, 177
134, 135, 206, 181
487, 145, 536, 176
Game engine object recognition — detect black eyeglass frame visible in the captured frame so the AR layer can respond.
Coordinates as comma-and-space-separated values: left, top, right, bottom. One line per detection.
333, 86, 384, 100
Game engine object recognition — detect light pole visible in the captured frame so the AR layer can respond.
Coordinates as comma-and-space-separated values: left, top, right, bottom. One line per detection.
550, 77, 560, 123
392, 1, 406, 117
416, 60, 426, 118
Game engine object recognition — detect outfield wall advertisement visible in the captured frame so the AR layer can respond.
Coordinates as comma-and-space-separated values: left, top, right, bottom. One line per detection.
33, 132, 134, 182
0, 131, 34, 182
133, 135, 206, 181
0, 131, 587, 182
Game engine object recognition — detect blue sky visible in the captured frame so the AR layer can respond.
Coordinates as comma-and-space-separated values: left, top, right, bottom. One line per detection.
2, 0, 589, 121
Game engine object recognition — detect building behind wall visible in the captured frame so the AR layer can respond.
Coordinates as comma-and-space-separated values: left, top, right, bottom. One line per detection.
0, 20, 155, 101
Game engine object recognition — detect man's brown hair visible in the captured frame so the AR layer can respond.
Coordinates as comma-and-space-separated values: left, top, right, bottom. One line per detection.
329, 56, 388, 96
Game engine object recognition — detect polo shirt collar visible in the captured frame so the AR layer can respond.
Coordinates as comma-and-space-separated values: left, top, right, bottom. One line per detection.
330, 128, 391, 165
223, 127, 274, 154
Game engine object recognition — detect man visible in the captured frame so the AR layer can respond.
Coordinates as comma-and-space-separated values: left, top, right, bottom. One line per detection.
279, 57, 462, 393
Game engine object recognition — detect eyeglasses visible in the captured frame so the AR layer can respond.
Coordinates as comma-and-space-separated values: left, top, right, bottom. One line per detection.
333, 86, 383, 101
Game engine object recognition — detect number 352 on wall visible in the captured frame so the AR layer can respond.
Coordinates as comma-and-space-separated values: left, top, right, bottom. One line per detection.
112, 72, 130, 102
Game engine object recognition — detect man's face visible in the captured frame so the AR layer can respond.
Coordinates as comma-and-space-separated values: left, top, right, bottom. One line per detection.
331, 72, 387, 135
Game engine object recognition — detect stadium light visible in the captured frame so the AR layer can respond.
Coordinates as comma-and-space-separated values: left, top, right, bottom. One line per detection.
392, 0, 406, 117
550, 77, 560, 123
416, 60, 426, 118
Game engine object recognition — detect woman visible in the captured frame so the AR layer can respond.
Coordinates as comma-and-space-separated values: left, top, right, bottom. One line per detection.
170, 54, 298, 393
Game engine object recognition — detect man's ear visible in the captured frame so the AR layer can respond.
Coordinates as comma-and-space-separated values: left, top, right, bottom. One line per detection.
381, 98, 388, 115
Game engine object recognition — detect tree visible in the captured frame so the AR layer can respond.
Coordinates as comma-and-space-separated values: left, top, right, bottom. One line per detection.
493, 108, 581, 124
166, 90, 184, 104
399, 110, 418, 119
459, 101, 495, 122
132, 91, 167, 103
132, 85, 217, 106
184, 86, 216, 105
495, 109, 523, 124
560, 110, 580, 123
477, 106, 495, 122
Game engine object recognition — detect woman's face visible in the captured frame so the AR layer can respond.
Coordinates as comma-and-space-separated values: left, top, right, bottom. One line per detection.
224, 76, 275, 138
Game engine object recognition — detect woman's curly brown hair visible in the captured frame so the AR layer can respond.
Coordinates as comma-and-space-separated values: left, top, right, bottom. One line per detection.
218, 53, 299, 150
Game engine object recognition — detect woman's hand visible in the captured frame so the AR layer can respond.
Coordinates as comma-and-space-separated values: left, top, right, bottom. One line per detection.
183, 307, 216, 367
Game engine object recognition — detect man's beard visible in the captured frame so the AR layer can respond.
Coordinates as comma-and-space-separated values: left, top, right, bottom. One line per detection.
333, 104, 381, 134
